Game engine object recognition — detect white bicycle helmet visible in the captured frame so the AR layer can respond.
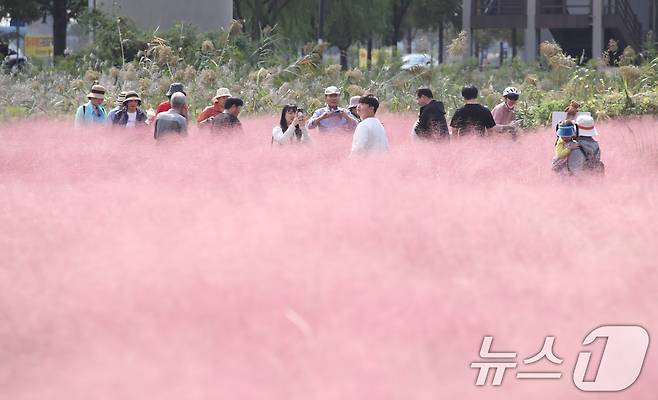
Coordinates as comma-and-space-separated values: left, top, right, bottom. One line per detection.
503, 87, 520, 97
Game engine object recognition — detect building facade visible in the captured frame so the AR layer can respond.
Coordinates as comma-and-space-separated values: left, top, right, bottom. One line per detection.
462, 0, 654, 61
97, 0, 233, 32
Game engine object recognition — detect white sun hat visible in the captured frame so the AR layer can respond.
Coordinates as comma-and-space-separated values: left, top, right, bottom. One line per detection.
576, 115, 598, 137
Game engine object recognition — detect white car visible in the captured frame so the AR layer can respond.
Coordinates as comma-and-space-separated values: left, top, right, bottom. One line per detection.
400, 53, 435, 71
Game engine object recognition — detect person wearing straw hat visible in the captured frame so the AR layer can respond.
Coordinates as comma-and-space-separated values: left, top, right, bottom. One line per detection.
112, 91, 148, 128
569, 115, 604, 175
74, 83, 108, 128
107, 91, 127, 125
307, 86, 358, 133
197, 87, 232, 126
347, 96, 362, 123
156, 82, 187, 116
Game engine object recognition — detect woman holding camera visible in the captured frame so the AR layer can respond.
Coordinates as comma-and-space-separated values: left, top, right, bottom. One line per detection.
272, 105, 312, 145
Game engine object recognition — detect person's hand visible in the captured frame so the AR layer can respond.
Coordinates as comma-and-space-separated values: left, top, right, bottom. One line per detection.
568, 141, 580, 150
291, 115, 300, 127
297, 114, 307, 126
320, 111, 334, 120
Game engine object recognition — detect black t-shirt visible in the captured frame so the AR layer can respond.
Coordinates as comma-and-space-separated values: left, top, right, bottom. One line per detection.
450, 103, 496, 136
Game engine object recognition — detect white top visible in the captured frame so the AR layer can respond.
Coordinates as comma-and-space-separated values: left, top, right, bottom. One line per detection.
126, 111, 137, 128
272, 124, 312, 145
351, 117, 389, 154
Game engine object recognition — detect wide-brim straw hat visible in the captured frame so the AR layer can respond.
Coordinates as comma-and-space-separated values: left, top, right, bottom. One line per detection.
122, 90, 142, 105
213, 87, 232, 102
87, 84, 106, 100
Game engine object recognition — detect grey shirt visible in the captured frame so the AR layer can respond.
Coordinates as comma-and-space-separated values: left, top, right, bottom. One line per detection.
154, 109, 188, 139
568, 137, 601, 173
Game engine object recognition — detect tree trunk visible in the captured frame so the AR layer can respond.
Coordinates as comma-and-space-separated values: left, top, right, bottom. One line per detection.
52, 0, 68, 57
392, 23, 400, 56
233, 0, 242, 20
367, 33, 373, 70
339, 47, 348, 70
391, 0, 409, 56
252, 0, 263, 38
318, 0, 325, 42
406, 26, 412, 54
438, 20, 444, 64
474, 39, 480, 65
511, 28, 517, 59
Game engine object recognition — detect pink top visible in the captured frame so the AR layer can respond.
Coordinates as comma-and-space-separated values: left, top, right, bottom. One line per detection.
491, 102, 516, 125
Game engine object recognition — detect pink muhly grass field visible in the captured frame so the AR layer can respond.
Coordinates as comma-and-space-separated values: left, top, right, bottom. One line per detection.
1, 115, 657, 399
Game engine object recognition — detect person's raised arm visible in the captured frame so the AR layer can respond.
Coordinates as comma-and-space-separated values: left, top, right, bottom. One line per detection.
272, 123, 296, 144
298, 115, 312, 143
343, 109, 359, 129
307, 109, 324, 129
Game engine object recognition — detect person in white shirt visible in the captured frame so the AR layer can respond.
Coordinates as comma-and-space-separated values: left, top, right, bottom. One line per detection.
351, 95, 389, 154
111, 91, 148, 128
272, 105, 311, 145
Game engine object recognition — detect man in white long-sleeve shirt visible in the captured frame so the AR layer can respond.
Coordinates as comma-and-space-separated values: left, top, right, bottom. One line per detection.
351, 95, 389, 155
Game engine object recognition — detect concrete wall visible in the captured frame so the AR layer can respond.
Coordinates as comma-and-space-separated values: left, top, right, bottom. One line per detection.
97, 0, 233, 32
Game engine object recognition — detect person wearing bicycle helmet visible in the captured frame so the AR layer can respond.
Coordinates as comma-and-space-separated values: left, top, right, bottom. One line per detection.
492, 86, 520, 126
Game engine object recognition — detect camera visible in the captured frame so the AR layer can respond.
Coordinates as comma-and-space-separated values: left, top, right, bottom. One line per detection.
297, 108, 304, 117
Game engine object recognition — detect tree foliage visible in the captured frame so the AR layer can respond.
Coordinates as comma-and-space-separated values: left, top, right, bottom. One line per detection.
0, 0, 42, 23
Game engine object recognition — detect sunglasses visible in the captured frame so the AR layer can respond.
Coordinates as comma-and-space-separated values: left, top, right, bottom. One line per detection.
506, 95, 519, 101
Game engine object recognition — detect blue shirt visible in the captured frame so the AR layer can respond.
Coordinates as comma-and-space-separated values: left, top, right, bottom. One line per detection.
74, 101, 107, 127
307, 105, 359, 132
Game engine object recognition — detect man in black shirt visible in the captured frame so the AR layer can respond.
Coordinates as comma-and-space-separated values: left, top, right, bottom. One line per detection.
212, 97, 244, 134
450, 85, 496, 137
414, 88, 449, 140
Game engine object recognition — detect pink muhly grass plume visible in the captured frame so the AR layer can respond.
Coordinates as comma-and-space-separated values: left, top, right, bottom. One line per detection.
0, 115, 657, 399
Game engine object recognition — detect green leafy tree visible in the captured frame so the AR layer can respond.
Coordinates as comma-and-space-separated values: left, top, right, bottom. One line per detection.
234, 0, 313, 41
77, 9, 146, 66
406, 0, 460, 62
388, 0, 413, 55
37, 0, 87, 57
324, 1, 374, 70
0, 0, 42, 23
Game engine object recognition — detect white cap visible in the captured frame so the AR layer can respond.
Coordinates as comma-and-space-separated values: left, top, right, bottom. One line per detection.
324, 86, 341, 95
348, 96, 360, 108
576, 115, 598, 137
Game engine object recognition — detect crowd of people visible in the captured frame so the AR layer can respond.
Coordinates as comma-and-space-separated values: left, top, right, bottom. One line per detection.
73, 81, 604, 176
